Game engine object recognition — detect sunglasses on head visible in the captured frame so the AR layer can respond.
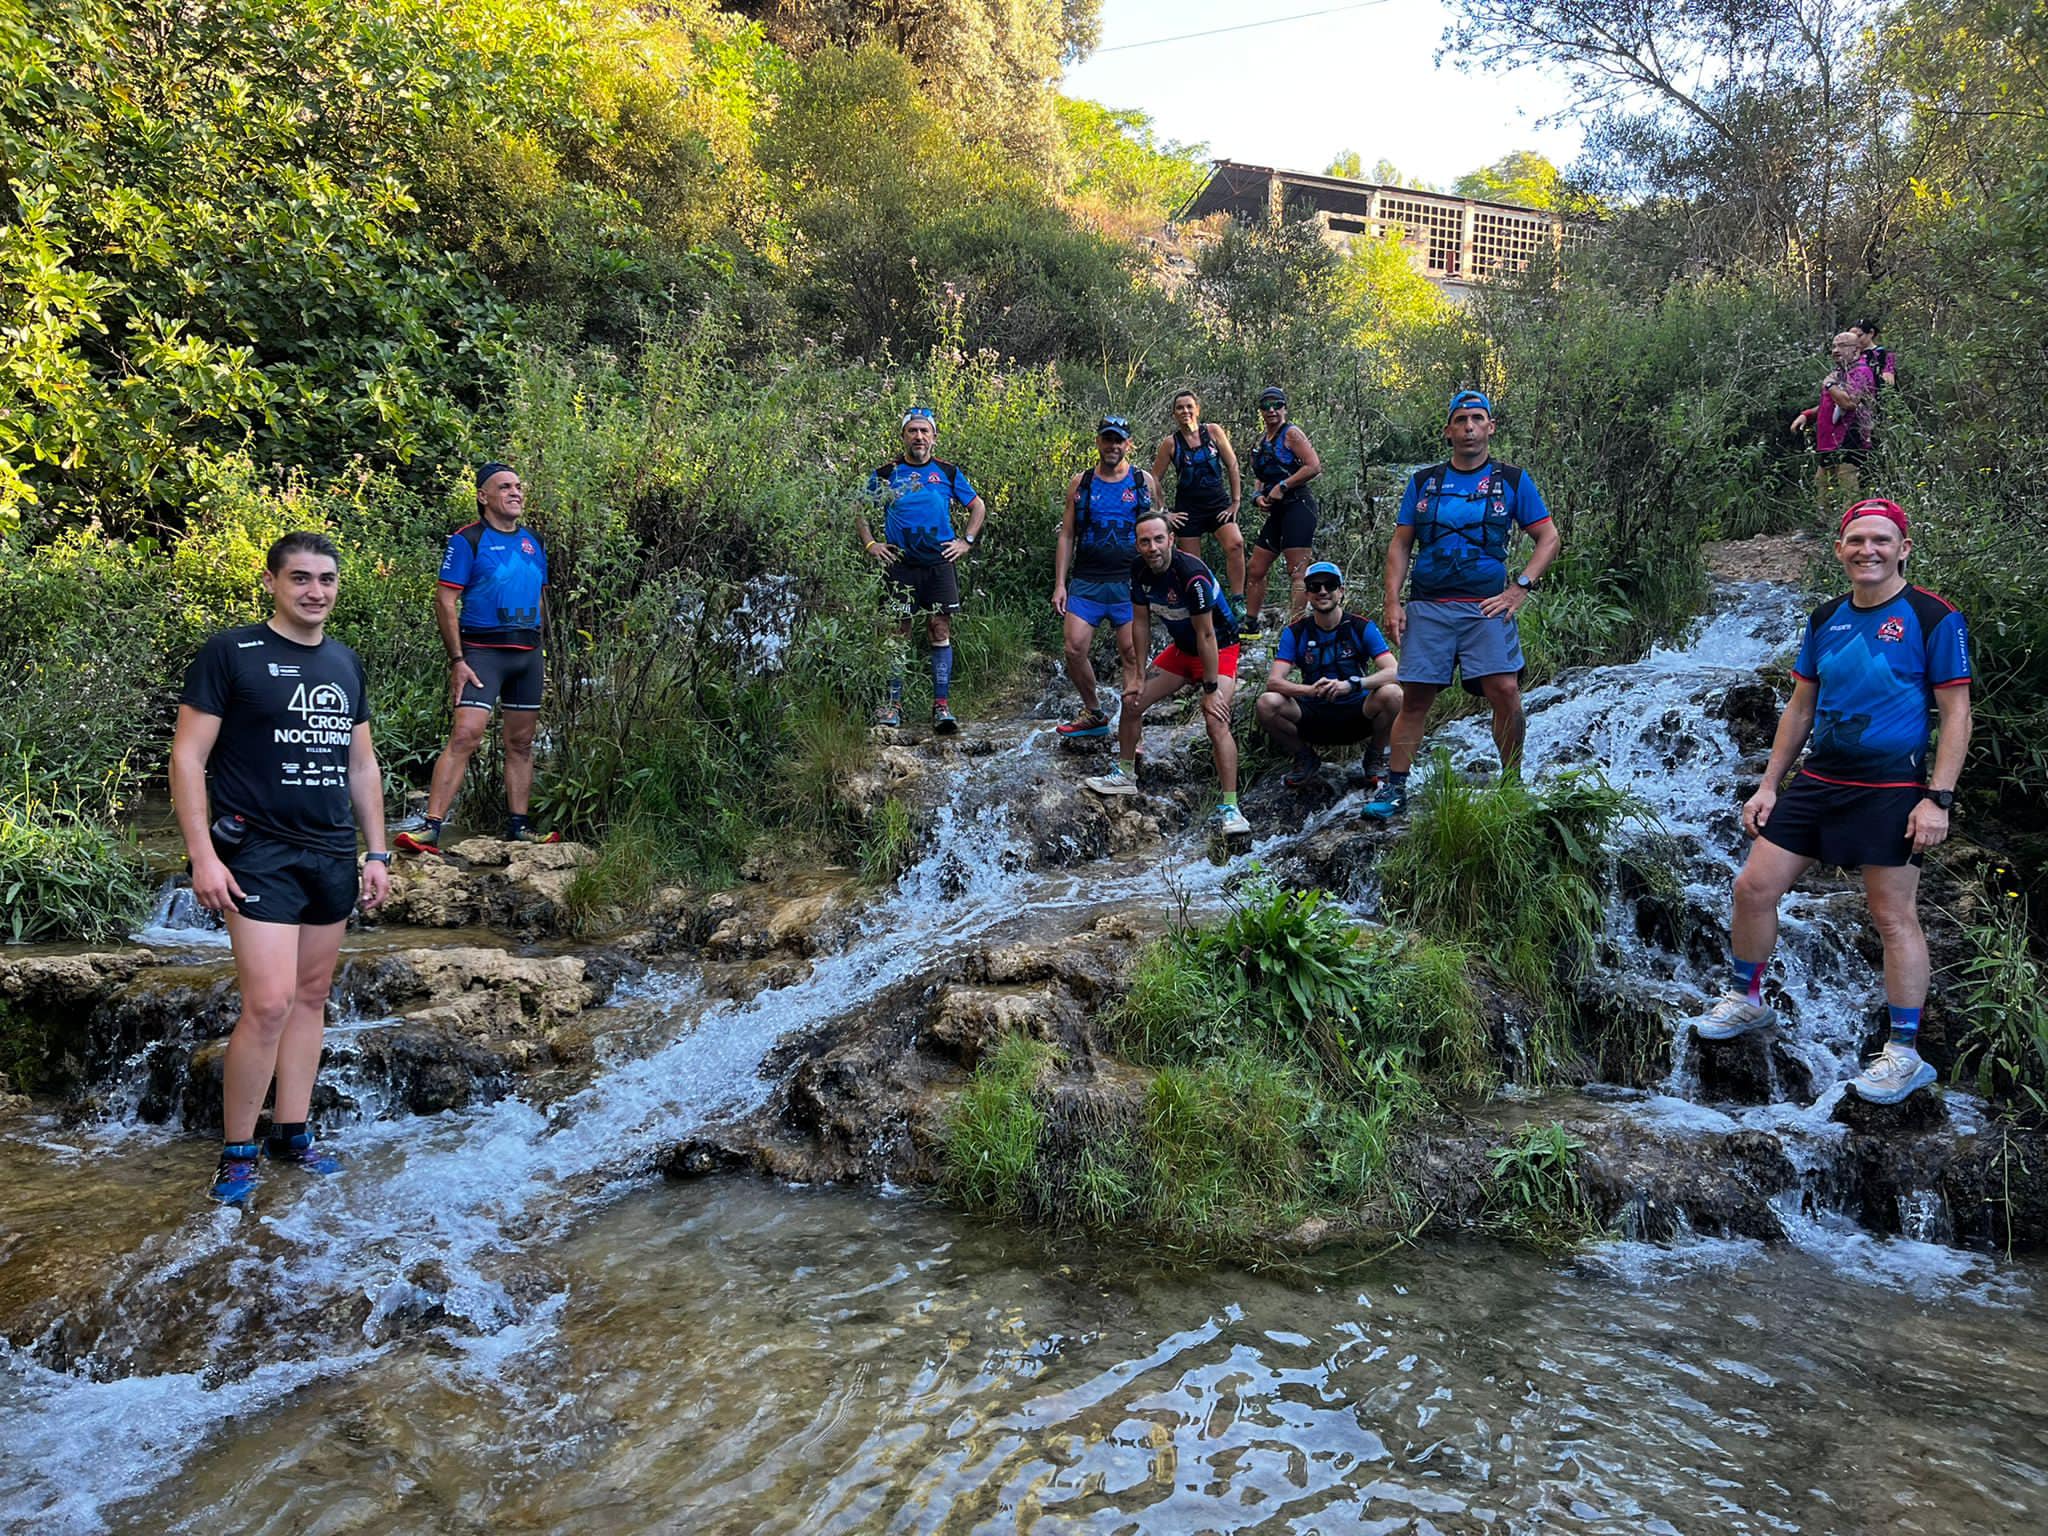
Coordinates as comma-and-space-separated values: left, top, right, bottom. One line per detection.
1305, 579, 1341, 593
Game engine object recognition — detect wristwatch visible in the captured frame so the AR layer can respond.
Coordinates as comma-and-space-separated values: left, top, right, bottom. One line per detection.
1201, 680, 1220, 694
963, 533, 977, 547
1921, 788, 1955, 811
364, 851, 393, 865
1515, 574, 1537, 592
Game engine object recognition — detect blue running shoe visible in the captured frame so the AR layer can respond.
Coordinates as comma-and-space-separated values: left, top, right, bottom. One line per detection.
209, 1142, 262, 1205
1056, 706, 1111, 740
265, 1129, 342, 1174
1850, 1044, 1937, 1105
1362, 782, 1407, 821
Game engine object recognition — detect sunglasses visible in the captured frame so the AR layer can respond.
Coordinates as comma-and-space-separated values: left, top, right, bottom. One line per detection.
1304, 579, 1341, 593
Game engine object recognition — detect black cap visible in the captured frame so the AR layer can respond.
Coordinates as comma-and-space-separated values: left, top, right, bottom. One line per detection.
476, 461, 516, 491
1257, 386, 1287, 407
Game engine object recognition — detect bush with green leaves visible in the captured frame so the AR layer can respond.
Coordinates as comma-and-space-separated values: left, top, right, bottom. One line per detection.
1484, 1123, 1600, 1249
0, 776, 149, 945
1949, 882, 2048, 1124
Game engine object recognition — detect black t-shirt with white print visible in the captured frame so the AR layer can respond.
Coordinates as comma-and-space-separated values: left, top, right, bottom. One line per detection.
180, 623, 371, 854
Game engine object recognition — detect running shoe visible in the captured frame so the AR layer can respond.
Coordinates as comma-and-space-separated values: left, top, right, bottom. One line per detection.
875, 701, 902, 727
264, 1130, 342, 1175
1213, 803, 1251, 837
1362, 782, 1407, 821
394, 828, 445, 857
1056, 707, 1111, 739
932, 703, 959, 736
1083, 765, 1139, 797
1282, 748, 1323, 789
1850, 1042, 1937, 1105
506, 826, 562, 845
1692, 993, 1774, 1040
208, 1142, 262, 1205
1239, 619, 1265, 643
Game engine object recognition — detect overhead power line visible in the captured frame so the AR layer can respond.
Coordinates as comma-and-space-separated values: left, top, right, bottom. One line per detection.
1093, 0, 1393, 55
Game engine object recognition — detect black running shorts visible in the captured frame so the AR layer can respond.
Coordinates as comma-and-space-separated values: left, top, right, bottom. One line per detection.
1174, 500, 1237, 540
1758, 773, 1923, 869
1253, 494, 1318, 554
459, 645, 544, 712
884, 558, 962, 615
223, 831, 359, 926
1294, 693, 1380, 746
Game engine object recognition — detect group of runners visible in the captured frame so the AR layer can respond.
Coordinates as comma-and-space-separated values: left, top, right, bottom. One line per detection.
175, 374, 1970, 1203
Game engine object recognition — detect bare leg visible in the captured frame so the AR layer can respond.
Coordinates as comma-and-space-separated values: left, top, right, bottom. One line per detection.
1245, 545, 1278, 622
1863, 864, 1929, 1009
1477, 671, 1526, 776
270, 920, 347, 1126
1365, 683, 1403, 759
1387, 681, 1442, 774
1063, 611, 1102, 712
424, 707, 492, 822
1730, 837, 1817, 966
1207, 677, 1241, 796
1216, 520, 1247, 597
1280, 547, 1311, 623
219, 917, 306, 1143
1257, 690, 1304, 754
501, 709, 538, 817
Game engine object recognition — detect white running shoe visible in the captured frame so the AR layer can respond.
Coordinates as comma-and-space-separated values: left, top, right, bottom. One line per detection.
1692, 992, 1775, 1041
1083, 767, 1138, 797
1213, 804, 1251, 837
1850, 1042, 1937, 1105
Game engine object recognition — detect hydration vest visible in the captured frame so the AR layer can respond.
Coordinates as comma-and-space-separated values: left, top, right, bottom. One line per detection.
1283, 614, 1381, 685
1171, 424, 1229, 508
1412, 460, 1524, 569
1250, 424, 1308, 494
1073, 466, 1150, 579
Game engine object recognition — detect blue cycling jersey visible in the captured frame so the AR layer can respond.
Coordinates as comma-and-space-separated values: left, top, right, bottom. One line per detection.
1793, 586, 1971, 785
1397, 460, 1551, 601
1072, 467, 1148, 582
868, 458, 978, 566
439, 522, 548, 647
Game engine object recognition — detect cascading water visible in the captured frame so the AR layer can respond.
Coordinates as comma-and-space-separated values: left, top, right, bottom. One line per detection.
0, 724, 1238, 1533
131, 878, 229, 949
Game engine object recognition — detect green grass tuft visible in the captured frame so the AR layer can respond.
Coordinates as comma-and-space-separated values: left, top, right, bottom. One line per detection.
942, 1033, 1056, 1218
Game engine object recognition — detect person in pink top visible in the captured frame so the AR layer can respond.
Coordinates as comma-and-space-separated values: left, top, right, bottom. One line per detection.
1791, 331, 1877, 518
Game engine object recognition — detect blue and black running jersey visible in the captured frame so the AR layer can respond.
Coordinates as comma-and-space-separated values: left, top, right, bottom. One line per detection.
867, 458, 977, 567
1792, 586, 1971, 785
1130, 549, 1239, 652
439, 522, 548, 648
1072, 467, 1148, 582
1276, 614, 1393, 684
1397, 460, 1551, 600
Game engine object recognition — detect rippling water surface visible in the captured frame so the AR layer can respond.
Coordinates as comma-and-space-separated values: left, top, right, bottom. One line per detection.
69, 1180, 2044, 1535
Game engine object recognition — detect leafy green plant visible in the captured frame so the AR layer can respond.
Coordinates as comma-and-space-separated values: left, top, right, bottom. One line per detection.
0, 775, 151, 943
857, 796, 919, 886
1485, 1122, 1599, 1248
1949, 888, 2048, 1122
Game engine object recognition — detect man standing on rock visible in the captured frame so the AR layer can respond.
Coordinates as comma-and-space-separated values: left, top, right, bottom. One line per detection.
1691, 499, 1971, 1106
1256, 561, 1402, 789
1082, 511, 1250, 838
170, 532, 391, 1203
1052, 417, 1152, 742
398, 462, 559, 854
857, 406, 989, 734
1367, 390, 1560, 820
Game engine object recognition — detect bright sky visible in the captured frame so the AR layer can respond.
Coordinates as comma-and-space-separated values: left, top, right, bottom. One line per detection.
1062, 0, 1586, 191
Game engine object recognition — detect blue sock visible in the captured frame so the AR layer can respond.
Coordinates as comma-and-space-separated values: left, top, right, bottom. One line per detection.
931, 642, 953, 701
1731, 955, 1765, 1003
1888, 1005, 1922, 1047
1388, 769, 1409, 789
888, 674, 904, 705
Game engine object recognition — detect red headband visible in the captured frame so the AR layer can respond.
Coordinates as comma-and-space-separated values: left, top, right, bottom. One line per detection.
1840, 498, 1908, 537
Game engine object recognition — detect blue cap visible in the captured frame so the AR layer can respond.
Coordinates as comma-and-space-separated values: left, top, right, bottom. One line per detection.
1447, 390, 1492, 422
1097, 415, 1132, 441
476, 461, 516, 491
901, 406, 935, 429
1304, 560, 1344, 585
1257, 386, 1287, 407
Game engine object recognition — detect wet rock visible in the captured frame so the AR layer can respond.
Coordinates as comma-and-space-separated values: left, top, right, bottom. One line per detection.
1574, 1121, 1796, 1242
376, 839, 596, 936
703, 881, 857, 961
1831, 1087, 1949, 1136
1692, 1029, 1815, 1106
1710, 680, 1782, 756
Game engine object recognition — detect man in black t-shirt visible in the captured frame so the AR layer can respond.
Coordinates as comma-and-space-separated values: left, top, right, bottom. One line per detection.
170, 531, 391, 1205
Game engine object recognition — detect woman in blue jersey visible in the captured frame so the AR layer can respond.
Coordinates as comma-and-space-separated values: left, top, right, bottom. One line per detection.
1242, 386, 1322, 638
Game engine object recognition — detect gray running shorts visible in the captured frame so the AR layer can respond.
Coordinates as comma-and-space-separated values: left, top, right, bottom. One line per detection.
1396, 600, 1524, 692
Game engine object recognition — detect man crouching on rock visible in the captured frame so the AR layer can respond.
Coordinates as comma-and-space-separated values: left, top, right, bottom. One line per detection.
170, 532, 391, 1204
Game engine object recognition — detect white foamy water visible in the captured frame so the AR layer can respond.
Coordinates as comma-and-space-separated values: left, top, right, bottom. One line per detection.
131, 878, 231, 949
